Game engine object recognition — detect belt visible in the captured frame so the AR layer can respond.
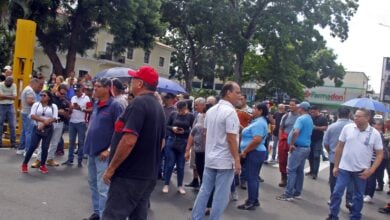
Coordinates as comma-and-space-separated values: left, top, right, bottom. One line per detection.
294, 144, 309, 148
54, 119, 64, 123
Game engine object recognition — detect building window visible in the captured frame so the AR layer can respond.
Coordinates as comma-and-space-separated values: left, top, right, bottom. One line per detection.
127, 48, 134, 60
159, 57, 165, 67
144, 51, 150, 63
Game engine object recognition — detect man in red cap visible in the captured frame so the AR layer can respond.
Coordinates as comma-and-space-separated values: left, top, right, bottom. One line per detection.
103, 66, 166, 220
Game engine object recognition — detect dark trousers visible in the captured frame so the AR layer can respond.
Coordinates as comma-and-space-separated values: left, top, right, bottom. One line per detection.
23, 125, 53, 166
308, 139, 322, 176
103, 177, 156, 220
375, 159, 388, 190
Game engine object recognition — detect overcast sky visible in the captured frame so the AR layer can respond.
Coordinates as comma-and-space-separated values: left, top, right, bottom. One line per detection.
321, 0, 390, 93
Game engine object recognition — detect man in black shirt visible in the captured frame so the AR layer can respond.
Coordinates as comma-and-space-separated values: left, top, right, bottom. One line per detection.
307, 105, 328, 179
102, 66, 166, 220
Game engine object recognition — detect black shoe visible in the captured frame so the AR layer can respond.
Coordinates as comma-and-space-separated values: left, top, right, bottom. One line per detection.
326, 214, 337, 220
185, 180, 199, 188
237, 203, 256, 210
83, 213, 100, 220
312, 175, 317, 180
305, 172, 312, 176
259, 177, 264, 182
323, 157, 329, 162
61, 160, 73, 166
375, 187, 383, 191
245, 199, 260, 206
378, 204, 390, 214
77, 163, 83, 168
240, 182, 247, 190
387, 190, 390, 195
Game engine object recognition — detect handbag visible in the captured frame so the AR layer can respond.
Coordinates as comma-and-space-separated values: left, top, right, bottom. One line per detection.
171, 136, 186, 152
35, 124, 53, 137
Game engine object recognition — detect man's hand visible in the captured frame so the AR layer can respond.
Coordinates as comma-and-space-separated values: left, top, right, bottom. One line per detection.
358, 168, 373, 180
333, 167, 339, 177
289, 144, 296, 153
103, 168, 114, 185
99, 150, 109, 161
234, 159, 241, 175
240, 152, 247, 159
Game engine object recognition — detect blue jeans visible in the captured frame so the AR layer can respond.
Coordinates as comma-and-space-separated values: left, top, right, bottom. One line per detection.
329, 163, 353, 203
68, 122, 87, 164
245, 150, 267, 204
272, 135, 278, 160
19, 113, 33, 151
87, 155, 109, 218
0, 104, 16, 146
164, 136, 186, 186
192, 167, 234, 220
329, 169, 367, 220
285, 147, 310, 197
23, 125, 53, 166
309, 139, 323, 176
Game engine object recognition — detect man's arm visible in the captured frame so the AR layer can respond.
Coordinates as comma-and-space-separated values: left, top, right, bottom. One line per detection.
103, 133, 137, 184
227, 133, 240, 174
359, 149, 384, 180
288, 129, 300, 152
333, 141, 345, 177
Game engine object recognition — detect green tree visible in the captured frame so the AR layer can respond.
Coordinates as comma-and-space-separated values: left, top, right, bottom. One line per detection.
8, 0, 163, 77
0, 1, 14, 68
161, 0, 234, 93
222, 0, 358, 84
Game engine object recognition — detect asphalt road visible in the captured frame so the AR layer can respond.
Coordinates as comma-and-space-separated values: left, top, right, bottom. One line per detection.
0, 148, 388, 220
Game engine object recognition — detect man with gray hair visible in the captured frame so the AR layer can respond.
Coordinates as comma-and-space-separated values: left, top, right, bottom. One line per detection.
0, 76, 17, 148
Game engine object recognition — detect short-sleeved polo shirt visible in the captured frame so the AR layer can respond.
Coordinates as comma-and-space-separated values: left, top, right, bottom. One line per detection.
338, 123, 383, 172
288, 114, 313, 147
240, 116, 268, 152
204, 100, 240, 170
110, 93, 166, 180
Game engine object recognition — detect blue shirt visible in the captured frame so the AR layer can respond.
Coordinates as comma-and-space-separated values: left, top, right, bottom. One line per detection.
83, 97, 125, 156
288, 114, 313, 147
240, 116, 268, 152
323, 119, 352, 163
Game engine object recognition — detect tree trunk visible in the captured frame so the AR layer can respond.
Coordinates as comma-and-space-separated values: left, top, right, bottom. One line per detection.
234, 52, 244, 85
36, 29, 65, 76
65, 46, 77, 77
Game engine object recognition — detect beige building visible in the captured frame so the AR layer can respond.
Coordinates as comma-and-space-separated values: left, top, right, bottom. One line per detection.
34, 30, 174, 78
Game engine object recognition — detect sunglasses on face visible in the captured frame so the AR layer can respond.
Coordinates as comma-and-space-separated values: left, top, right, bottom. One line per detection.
40, 94, 48, 97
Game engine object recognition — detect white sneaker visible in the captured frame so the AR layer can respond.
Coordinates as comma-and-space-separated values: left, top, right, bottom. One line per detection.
16, 149, 25, 155
162, 185, 169, 193
178, 186, 186, 195
363, 195, 372, 203
230, 191, 238, 201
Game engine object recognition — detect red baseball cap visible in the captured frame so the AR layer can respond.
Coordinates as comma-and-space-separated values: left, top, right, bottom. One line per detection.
128, 66, 158, 87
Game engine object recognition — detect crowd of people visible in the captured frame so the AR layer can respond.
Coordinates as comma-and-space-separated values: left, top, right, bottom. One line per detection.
1, 64, 390, 219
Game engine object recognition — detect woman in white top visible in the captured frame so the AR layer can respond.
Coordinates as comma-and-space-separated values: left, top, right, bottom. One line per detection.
21, 90, 58, 174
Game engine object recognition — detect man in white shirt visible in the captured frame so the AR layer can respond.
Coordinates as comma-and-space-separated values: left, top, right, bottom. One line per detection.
0, 76, 17, 148
328, 108, 384, 220
62, 83, 91, 167
191, 81, 241, 220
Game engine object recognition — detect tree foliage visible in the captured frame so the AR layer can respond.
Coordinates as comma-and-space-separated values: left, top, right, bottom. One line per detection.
8, 0, 164, 77
161, 0, 234, 92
